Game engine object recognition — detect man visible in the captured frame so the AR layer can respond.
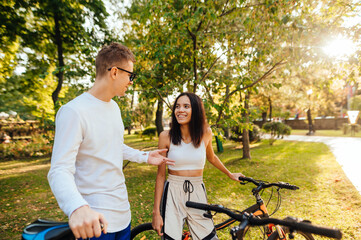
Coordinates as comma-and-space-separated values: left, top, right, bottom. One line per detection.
48, 42, 174, 240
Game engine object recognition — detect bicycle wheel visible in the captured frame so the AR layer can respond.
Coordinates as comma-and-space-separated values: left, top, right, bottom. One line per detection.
268, 229, 315, 240
131, 223, 159, 240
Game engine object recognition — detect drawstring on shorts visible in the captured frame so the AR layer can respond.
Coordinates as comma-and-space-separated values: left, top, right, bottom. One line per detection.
183, 180, 194, 201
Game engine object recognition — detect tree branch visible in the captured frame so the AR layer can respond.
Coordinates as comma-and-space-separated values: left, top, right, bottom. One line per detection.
140, 79, 172, 109
199, 48, 230, 83
218, 3, 266, 17
203, 82, 215, 106
215, 60, 287, 124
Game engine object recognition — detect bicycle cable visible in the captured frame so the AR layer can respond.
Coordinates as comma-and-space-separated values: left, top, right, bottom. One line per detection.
269, 187, 282, 216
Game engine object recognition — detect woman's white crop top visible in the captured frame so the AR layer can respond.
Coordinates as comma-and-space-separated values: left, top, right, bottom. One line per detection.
167, 140, 206, 171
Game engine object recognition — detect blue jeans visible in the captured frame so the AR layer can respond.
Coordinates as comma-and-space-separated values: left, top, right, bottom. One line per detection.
80, 224, 131, 240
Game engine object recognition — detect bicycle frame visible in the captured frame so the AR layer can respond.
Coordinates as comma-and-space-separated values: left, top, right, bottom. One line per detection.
214, 182, 287, 239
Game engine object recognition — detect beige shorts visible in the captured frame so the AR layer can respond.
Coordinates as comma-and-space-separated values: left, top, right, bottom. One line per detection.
161, 174, 218, 240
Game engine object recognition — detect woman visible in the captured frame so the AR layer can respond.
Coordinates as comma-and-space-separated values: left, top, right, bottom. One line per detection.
152, 92, 244, 240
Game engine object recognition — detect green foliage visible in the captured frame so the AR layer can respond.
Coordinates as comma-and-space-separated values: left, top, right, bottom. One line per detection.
141, 127, 157, 140
263, 121, 292, 145
342, 123, 361, 135
350, 96, 361, 111
0, 0, 110, 120
0, 134, 53, 159
133, 100, 155, 129
231, 124, 261, 143
113, 93, 134, 130
1, 0, 361, 151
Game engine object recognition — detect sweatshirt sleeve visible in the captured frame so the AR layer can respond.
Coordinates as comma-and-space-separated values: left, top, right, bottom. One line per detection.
47, 106, 88, 217
122, 144, 149, 163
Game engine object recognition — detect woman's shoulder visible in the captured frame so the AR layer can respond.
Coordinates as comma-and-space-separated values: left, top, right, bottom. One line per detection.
158, 130, 170, 148
159, 130, 170, 142
203, 127, 213, 142
205, 127, 213, 136
159, 130, 170, 138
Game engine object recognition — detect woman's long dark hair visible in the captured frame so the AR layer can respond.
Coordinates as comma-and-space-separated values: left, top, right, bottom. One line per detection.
169, 92, 207, 148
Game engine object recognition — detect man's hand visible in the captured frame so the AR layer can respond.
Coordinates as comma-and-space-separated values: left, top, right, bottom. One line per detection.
69, 205, 108, 239
147, 149, 175, 166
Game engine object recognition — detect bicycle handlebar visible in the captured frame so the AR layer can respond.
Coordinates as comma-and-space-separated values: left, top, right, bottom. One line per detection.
239, 176, 299, 190
186, 201, 342, 239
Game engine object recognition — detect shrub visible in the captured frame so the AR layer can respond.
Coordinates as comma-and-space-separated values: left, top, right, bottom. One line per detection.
231, 124, 261, 143
262, 122, 292, 145
0, 133, 53, 159
142, 127, 157, 140
342, 123, 349, 135
343, 123, 361, 135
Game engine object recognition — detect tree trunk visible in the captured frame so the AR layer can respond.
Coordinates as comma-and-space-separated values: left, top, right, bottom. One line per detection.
261, 112, 267, 127
223, 85, 230, 139
242, 91, 251, 159
128, 92, 135, 135
192, 34, 197, 93
307, 108, 314, 135
155, 98, 164, 135
52, 9, 64, 111
268, 97, 272, 121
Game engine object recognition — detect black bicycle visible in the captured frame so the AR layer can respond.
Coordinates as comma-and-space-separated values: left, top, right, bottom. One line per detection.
185, 201, 342, 240
130, 177, 335, 240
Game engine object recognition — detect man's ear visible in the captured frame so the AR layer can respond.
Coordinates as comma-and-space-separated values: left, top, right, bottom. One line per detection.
109, 67, 116, 79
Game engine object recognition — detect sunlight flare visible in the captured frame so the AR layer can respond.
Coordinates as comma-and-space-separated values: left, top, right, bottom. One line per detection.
323, 36, 356, 58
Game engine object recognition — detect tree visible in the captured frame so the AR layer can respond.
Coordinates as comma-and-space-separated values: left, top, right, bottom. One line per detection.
1, 0, 110, 120
120, 0, 360, 159
123, 0, 197, 134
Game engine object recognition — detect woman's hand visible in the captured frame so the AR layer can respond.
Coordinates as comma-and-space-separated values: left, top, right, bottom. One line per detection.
229, 173, 245, 182
152, 213, 164, 236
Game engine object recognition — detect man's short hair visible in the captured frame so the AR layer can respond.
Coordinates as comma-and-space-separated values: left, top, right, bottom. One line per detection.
95, 42, 135, 78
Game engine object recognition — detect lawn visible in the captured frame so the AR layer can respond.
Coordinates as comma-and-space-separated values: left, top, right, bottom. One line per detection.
291, 129, 361, 138
1, 134, 360, 239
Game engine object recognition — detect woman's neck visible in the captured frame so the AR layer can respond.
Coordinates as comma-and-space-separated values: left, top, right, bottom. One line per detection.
180, 124, 191, 142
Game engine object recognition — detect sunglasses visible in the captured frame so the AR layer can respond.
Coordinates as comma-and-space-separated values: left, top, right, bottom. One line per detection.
108, 67, 136, 82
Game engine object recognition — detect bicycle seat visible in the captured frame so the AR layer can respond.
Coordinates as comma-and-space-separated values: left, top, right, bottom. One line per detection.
22, 218, 74, 240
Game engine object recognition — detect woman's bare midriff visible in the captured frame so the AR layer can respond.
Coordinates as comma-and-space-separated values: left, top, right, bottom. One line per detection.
168, 169, 203, 177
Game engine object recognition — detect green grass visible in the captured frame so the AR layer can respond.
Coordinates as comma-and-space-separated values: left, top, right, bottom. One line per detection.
1, 135, 361, 239
291, 129, 361, 138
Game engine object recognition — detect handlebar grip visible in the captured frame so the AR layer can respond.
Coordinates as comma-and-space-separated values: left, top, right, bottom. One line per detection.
239, 176, 253, 182
186, 201, 218, 211
278, 182, 299, 190
186, 201, 244, 222
290, 220, 342, 239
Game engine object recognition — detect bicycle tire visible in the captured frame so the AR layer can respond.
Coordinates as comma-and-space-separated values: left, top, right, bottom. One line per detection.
130, 222, 159, 239
268, 229, 315, 240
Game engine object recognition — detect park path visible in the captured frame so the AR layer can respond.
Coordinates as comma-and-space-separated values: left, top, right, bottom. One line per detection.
279, 135, 361, 194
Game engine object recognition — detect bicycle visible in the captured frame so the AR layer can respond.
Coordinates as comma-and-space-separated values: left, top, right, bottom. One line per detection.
130, 176, 315, 240
22, 218, 74, 240
22, 177, 337, 240
185, 201, 342, 240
